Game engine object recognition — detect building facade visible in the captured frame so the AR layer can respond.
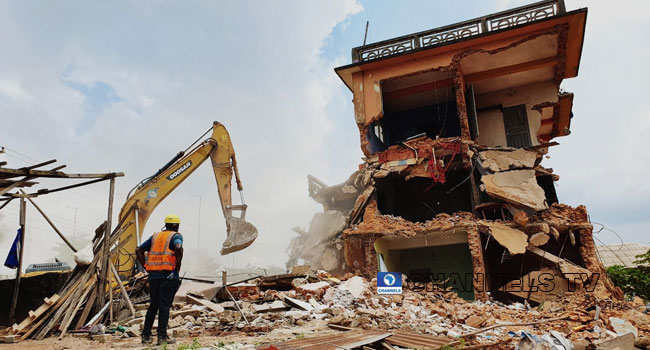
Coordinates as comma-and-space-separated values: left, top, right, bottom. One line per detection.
289, 0, 621, 303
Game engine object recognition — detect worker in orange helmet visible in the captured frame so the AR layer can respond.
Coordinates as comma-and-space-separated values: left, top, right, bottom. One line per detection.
136, 214, 184, 345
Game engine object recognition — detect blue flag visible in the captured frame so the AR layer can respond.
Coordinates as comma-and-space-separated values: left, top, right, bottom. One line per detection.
4, 228, 21, 269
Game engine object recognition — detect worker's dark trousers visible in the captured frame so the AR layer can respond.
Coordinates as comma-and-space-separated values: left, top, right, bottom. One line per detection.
142, 277, 181, 339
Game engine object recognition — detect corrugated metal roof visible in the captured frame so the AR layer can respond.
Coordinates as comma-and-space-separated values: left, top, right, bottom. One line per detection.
597, 243, 650, 267
261, 330, 391, 350
386, 330, 452, 348
259, 329, 451, 350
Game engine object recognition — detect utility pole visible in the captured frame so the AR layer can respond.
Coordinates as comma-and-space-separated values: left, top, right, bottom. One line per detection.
189, 194, 202, 272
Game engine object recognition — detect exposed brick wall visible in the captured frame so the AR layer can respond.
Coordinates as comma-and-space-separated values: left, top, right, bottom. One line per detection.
344, 234, 380, 278
466, 227, 488, 301
577, 226, 623, 299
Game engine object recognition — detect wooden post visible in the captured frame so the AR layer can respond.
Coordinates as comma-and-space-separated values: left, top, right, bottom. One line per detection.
8, 198, 26, 322
108, 267, 113, 325
21, 190, 77, 252
97, 177, 115, 309
221, 270, 227, 300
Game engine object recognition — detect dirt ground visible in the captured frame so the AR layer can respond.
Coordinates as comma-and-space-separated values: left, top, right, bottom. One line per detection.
0, 320, 336, 350
1, 336, 234, 350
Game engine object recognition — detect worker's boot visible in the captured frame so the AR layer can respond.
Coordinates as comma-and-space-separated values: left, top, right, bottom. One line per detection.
141, 334, 153, 344
157, 336, 176, 345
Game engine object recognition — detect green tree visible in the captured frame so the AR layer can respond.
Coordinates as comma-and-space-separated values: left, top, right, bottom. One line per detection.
606, 247, 650, 301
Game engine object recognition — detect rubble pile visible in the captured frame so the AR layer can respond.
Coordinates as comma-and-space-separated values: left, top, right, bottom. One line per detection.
81, 271, 649, 349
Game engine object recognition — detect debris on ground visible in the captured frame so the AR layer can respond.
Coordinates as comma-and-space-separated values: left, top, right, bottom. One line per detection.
5, 268, 647, 349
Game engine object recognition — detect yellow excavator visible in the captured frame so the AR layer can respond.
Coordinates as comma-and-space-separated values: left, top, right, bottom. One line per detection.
114, 122, 258, 279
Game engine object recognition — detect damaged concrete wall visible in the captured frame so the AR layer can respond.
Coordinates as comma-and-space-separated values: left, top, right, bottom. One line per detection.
294, 140, 620, 303
475, 81, 559, 147
287, 173, 370, 273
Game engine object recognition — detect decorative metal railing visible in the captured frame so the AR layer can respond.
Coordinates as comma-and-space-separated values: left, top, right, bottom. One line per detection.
352, 0, 565, 63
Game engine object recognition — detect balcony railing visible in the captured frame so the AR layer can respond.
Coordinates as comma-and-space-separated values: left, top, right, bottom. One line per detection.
351, 0, 565, 63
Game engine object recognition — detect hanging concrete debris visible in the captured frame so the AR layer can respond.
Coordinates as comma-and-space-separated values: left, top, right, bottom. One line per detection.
481, 169, 549, 211
482, 222, 528, 255
478, 149, 539, 172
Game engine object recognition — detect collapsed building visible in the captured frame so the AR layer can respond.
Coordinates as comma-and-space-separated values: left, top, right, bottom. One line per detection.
289, 0, 621, 303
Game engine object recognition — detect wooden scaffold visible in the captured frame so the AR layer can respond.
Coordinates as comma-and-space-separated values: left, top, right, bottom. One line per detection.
0, 153, 136, 342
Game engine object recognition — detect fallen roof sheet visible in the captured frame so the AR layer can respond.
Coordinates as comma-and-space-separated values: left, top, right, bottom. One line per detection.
385, 330, 452, 348
261, 329, 392, 350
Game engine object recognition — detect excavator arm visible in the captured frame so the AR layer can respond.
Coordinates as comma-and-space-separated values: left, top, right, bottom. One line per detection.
114, 122, 258, 278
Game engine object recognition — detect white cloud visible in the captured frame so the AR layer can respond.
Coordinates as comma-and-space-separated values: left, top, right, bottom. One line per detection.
0, 1, 363, 277
0, 79, 34, 103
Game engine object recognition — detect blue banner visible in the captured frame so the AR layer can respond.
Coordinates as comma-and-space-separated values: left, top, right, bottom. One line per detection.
4, 228, 21, 269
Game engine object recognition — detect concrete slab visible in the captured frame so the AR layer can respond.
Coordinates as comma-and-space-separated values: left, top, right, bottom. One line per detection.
482, 169, 548, 211
174, 281, 220, 303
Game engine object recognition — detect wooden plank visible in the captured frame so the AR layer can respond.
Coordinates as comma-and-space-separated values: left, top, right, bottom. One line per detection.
108, 232, 132, 256
0, 335, 18, 343
186, 294, 225, 314
18, 159, 57, 171
0, 176, 33, 196
35, 247, 103, 340
23, 274, 84, 340
0, 197, 14, 210
0, 167, 124, 179
35, 277, 86, 339
98, 178, 115, 309
49, 165, 66, 172
31, 177, 108, 196
22, 190, 77, 252
11, 294, 60, 334
74, 286, 97, 330
110, 262, 136, 318
0, 179, 37, 186
58, 276, 96, 339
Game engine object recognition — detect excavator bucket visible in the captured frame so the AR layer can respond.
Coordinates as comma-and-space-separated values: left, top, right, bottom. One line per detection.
220, 217, 258, 255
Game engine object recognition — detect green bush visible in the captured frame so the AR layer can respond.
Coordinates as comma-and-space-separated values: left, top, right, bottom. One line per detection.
606, 247, 650, 301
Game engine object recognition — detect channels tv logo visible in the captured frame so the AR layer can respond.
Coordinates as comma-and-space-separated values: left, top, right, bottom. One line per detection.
377, 272, 402, 295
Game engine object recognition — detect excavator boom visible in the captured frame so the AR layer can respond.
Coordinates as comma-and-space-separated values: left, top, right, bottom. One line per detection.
114, 122, 257, 279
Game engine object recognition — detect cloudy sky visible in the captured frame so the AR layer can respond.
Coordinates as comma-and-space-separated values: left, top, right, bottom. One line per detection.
1, 0, 648, 278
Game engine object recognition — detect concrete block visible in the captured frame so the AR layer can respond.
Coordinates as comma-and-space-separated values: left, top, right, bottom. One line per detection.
91, 334, 112, 343
172, 328, 189, 337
